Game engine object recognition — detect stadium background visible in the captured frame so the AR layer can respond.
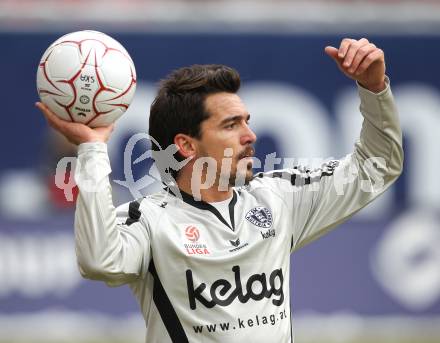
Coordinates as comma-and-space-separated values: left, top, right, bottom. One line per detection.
1, 1, 440, 342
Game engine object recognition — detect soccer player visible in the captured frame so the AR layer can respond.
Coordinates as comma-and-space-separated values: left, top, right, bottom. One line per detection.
36, 38, 403, 342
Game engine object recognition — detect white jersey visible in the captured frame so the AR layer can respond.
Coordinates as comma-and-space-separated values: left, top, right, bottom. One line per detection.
74, 80, 403, 343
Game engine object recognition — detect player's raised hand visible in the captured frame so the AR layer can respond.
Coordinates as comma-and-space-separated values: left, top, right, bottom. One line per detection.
324, 38, 386, 93
36, 102, 114, 145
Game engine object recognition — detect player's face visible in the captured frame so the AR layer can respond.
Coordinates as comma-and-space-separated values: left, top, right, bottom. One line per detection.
195, 92, 257, 187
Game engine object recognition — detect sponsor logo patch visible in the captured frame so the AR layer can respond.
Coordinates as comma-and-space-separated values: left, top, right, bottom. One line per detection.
186, 265, 284, 310
245, 207, 273, 228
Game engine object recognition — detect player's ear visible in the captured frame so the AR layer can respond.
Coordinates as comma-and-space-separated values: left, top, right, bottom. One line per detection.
174, 133, 196, 158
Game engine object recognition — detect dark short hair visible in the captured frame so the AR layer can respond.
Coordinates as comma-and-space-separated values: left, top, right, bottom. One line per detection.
149, 64, 241, 181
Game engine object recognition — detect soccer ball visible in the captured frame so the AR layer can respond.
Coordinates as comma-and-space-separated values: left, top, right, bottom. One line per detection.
36, 30, 136, 127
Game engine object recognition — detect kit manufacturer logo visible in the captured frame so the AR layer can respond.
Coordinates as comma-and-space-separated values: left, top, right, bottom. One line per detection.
230, 239, 240, 247
228, 237, 248, 253
245, 207, 273, 228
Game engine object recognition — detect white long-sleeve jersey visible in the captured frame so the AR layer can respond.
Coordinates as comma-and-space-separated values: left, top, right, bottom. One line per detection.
74, 80, 403, 343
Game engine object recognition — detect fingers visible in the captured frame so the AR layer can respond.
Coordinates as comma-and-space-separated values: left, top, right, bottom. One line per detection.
36, 101, 83, 144
338, 38, 357, 58
355, 48, 384, 76
36, 101, 114, 144
336, 38, 384, 75
341, 38, 369, 68
324, 46, 339, 61
35, 101, 68, 132
324, 46, 346, 72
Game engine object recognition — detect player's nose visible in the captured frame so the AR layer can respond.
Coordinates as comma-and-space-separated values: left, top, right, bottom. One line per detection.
241, 125, 257, 145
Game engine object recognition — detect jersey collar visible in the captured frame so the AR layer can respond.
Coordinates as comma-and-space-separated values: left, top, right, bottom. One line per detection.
167, 187, 238, 231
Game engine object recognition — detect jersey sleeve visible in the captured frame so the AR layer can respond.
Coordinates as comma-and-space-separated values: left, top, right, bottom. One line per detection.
74, 142, 151, 286
253, 78, 403, 252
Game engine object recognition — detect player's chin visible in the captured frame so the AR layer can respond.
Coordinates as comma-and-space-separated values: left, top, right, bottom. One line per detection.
244, 170, 254, 185
232, 165, 254, 187
226, 158, 254, 187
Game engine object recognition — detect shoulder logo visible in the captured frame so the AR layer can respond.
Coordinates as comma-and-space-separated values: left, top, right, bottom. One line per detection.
245, 207, 273, 228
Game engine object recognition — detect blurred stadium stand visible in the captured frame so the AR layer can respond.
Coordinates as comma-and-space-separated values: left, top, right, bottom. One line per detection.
1, 0, 440, 33
0, 0, 440, 342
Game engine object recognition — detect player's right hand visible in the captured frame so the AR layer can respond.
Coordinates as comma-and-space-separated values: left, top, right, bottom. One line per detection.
36, 102, 114, 145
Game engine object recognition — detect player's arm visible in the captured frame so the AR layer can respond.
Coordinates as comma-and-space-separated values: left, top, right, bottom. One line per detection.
289, 38, 403, 251
37, 103, 150, 285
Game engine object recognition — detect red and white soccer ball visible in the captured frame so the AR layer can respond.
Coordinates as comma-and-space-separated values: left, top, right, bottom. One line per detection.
36, 30, 136, 127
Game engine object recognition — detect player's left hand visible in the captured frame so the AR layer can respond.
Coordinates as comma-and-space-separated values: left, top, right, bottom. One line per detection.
325, 38, 386, 93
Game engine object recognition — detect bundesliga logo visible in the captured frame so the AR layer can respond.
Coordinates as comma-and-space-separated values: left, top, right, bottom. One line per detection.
185, 226, 200, 242
184, 226, 210, 255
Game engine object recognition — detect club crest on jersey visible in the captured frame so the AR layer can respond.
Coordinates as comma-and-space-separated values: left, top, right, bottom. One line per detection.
245, 207, 273, 228
182, 225, 210, 256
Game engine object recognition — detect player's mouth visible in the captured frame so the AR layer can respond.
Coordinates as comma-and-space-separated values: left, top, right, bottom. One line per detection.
238, 147, 255, 161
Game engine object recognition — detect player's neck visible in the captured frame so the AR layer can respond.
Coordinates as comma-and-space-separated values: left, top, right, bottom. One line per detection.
176, 170, 233, 203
